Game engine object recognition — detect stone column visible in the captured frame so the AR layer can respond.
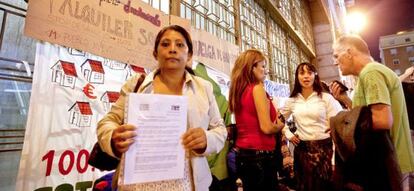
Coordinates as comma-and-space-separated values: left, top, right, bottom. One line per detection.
310, 0, 341, 83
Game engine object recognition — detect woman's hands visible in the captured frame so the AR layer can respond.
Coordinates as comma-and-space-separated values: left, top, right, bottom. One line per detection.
111, 124, 137, 157
403, 66, 414, 77
289, 135, 300, 146
111, 125, 208, 156
399, 66, 414, 82
273, 113, 285, 131
181, 127, 207, 154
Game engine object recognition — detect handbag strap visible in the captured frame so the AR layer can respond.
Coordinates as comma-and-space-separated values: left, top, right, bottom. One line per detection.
133, 74, 146, 93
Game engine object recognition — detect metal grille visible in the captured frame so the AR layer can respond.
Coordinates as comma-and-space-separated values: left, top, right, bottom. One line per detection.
288, 38, 299, 87
291, 0, 314, 52
269, 19, 289, 84
300, 49, 310, 63
141, 0, 170, 14
277, 0, 292, 24
180, 0, 236, 44
239, 0, 267, 53
273, 0, 315, 53
0, 1, 33, 154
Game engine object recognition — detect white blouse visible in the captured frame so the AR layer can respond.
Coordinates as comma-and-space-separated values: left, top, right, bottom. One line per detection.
281, 92, 343, 141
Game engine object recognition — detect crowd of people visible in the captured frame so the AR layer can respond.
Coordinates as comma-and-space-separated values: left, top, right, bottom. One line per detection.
94, 25, 414, 191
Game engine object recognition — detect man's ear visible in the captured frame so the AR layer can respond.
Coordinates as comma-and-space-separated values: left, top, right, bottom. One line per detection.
346, 47, 354, 58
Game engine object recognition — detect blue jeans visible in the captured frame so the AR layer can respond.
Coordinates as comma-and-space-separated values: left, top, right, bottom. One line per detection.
236, 148, 279, 191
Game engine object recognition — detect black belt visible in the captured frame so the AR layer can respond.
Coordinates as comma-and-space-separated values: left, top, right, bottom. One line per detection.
297, 138, 332, 148
235, 147, 275, 156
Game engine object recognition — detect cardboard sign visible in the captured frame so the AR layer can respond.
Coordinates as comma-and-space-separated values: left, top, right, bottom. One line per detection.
191, 28, 239, 75
24, 0, 168, 70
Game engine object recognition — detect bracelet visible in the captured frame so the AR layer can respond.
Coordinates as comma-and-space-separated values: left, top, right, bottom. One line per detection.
278, 114, 285, 124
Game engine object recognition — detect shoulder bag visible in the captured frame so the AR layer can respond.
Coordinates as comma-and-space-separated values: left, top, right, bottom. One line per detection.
88, 74, 146, 171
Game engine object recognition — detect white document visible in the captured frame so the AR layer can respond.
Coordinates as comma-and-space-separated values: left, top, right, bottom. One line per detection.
123, 93, 188, 185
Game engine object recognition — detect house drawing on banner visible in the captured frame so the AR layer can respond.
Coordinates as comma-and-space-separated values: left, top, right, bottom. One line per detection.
51, 60, 77, 89
81, 59, 105, 84
104, 59, 127, 70
126, 64, 147, 80
101, 91, 120, 111
68, 101, 93, 127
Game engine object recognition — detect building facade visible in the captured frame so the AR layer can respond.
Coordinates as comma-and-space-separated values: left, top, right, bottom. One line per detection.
380, 30, 414, 75
0, 0, 346, 190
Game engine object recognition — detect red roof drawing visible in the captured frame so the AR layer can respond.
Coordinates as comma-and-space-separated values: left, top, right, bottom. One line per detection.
87, 59, 105, 74
60, 61, 78, 77
75, 102, 92, 115
130, 65, 145, 73
105, 91, 120, 103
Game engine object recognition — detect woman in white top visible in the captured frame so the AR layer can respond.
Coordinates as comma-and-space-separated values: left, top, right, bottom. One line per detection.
97, 25, 227, 191
280, 62, 342, 191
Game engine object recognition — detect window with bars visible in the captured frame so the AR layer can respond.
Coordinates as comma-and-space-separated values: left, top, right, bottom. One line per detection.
0, 1, 34, 131
291, 0, 301, 30
276, 0, 314, 52
277, 0, 292, 24
288, 38, 300, 86
141, 0, 170, 14
180, 0, 236, 44
300, 49, 310, 63
392, 59, 400, 65
178, 0, 314, 86
409, 57, 414, 65
239, 0, 267, 54
269, 19, 289, 84
298, 0, 315, 52
390, 48, 397, 55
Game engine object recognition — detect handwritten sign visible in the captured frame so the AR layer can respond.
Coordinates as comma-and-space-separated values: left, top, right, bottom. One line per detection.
25, 0, 240, 75
25, 0, 168, 70
191, 28, 239, 75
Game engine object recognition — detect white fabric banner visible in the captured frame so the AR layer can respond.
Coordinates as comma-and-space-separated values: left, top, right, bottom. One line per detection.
264, 80, 290, 108
16, 42, 147, 191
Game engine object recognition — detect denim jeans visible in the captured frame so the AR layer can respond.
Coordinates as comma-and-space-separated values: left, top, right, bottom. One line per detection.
236, 149, 279, 191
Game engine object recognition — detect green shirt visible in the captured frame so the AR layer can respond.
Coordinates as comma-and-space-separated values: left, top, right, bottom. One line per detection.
353, 62, 414, 173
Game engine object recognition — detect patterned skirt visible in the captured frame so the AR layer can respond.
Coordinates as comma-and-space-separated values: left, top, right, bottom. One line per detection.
294, 138, 334, 191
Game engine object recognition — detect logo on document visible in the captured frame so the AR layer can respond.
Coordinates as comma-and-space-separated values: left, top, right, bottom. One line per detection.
171, 105, 180, 111
139, 104, 149, 111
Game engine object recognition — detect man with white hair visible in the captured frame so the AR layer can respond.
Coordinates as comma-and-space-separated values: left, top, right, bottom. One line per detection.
331, 34, 414, 190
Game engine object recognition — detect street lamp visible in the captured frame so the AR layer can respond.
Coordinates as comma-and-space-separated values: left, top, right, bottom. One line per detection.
345, 12, 367, 34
